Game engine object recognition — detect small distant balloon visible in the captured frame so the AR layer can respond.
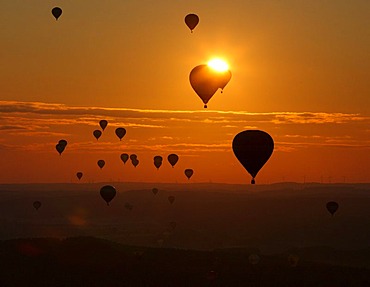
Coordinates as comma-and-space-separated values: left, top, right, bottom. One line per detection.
232, 130, 274, 184
93, 130, 102, 140
97, 160, 105, 169
99, 120, 108, 131
120, 153, 129, 164
55, 143, 65, 155
185, 14, 199, 33
326, 201, 339, 216
154, 156, 163, 170
288, 254, 299, 267
152, 188, 159, 195
169, 221, 177, 230
167, 154, 179, 168
33, 201, 41, 211
130, 154, 137, 161
76, 172, 83, 180
52, 7, 62, 20
132, 158, 139, 168
168, 196, 175, 204
58, 139, 67, 147
184, 169, 193, 180
100, 185, 116, 206
115, 128, 126, 141
125, 203, 133, 211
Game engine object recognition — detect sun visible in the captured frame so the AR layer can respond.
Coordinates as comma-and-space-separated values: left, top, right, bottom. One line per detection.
207, 58, 229, 72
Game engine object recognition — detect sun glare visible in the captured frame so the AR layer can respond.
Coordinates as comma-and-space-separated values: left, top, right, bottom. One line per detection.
207, 58, 229, 72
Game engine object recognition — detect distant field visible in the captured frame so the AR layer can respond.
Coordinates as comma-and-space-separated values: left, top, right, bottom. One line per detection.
0, 182, 369, 254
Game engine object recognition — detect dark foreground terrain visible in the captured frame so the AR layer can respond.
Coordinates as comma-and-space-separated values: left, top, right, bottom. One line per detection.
0, 236, 370, 287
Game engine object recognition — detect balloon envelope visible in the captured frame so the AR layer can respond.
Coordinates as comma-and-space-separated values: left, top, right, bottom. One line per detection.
120, 153, 129, 164
189, 65, 231, 108
115, 128, 126, 141
97, 160, 105, 169
52, 7, 62, 20
130, 154, 137, 161
326, 201, 339, 216
76, 172, 83, 180
185, 14, 199, 32
168, 196, 175, 204
232, 130, 274, 184
55, 143, 65, 155
33, 201, 41, 210
132, 158, 139, 168
93, 130, 102, 140
99, 120, 108, 131
58, 139, 67, 147
100, 185, 116, 206
154, 156, 163, 169
184, 169, 193, 180
167, 154, 179, 167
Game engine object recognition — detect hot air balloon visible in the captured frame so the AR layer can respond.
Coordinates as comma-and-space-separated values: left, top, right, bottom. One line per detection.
168, 196, 175, 204
288, 254, 299, 267
185, 14, 199, 33
58, 139, 67, 147
232, 130, 274, 184
76, 172, 83, 180
97, 160, 105, 169
100, 185, 116, 206
51, 7, 62, 20
93, 130, 102, 140
132, 158, 139, 168
154, 156, 163, 170
326, 201, 339, 216
189, 64, 231, 108
33, 201, 41, 210
184, 169, 193, 180
152, 188, 159, 195
99, 120, 108, 131
115, 127, 126, 141
55, 143, 65, 155
130, 154, 137, 161
120, 153, 129, 164
125, 203, 133, 211
167, 154, 179, 168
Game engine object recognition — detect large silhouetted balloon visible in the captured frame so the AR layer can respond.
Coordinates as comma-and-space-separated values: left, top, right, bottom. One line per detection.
99, 120, 108, 131
168, 196, 175, 204
100, 185, 116, 206
52, 7, 62, 20
76, 172, 83, 180
152, 188, 159, 195
190, 64, 231, 108
93, 130, 102, 140
232, 130, 274, 184
120, 153, 129, 164
184, 169, 193, 180
115, 128, 126, 141
326, 201, 339, 216
154, 156, 163, 170
185, 14, 199, 33
33, 201, 41, 210
167, 154, 179, 168
97, 160, 105, 169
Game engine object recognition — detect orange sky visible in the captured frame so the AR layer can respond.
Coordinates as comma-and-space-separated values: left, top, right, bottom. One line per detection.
0, 1, 369, 184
